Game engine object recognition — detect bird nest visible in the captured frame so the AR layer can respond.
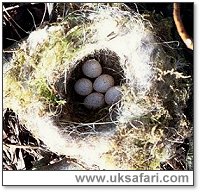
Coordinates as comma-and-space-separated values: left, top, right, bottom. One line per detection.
3, 4, 193, 170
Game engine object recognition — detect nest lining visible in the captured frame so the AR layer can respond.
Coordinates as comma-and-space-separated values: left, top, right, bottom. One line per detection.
53, 49, 124, 134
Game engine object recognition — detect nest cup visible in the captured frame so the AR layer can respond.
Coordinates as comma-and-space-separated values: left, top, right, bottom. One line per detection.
54, 49, 123, 131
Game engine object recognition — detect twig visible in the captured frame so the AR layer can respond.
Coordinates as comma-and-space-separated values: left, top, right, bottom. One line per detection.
5, 37, 20, 43
3, 14, 22, 39
3, 50, 17, 53
173, 3, 193, 50
27, 8, 37, 30
3, 5, 29, 34
3, 5, 20, 12
3, 3, 39, 12
4, 143, 42, 150
39, 3, 47, 27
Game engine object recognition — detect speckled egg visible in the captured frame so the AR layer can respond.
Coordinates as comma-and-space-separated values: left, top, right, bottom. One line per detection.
74, 78, 93, 96
82, 59, 102, 78
84, 92, 105, 109
105, 86, 122, 105
93, 74, 115, 93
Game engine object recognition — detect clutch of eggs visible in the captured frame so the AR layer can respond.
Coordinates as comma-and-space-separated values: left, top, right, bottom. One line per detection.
74, 59, 122, 110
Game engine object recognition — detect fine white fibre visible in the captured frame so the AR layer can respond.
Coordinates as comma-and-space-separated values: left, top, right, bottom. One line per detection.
89, 10, 156, 95
25, 113, 113, 169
